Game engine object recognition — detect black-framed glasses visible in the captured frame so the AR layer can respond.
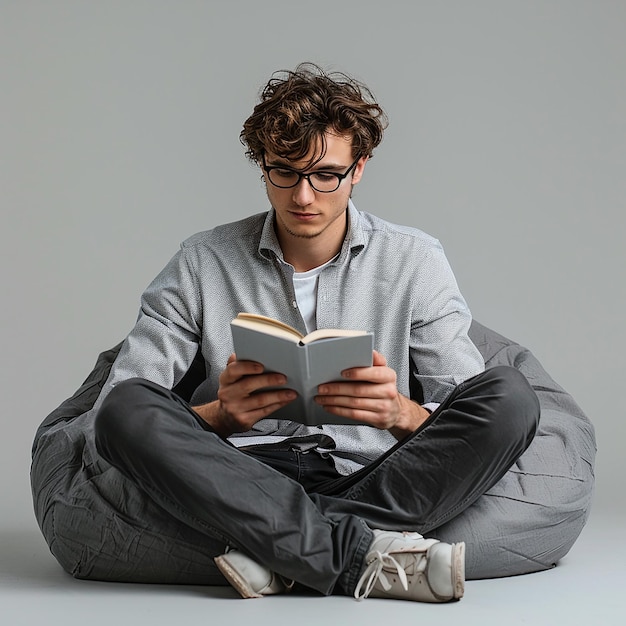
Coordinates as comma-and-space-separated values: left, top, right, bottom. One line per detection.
261, 154, 360, 193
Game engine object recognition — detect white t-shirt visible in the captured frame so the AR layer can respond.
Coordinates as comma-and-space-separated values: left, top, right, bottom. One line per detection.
292, 257, 335, 333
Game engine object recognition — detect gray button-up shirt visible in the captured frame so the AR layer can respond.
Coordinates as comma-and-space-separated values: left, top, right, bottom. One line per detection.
92, 202, 484, 474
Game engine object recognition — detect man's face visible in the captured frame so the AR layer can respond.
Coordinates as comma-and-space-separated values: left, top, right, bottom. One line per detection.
262, 133, 366, 247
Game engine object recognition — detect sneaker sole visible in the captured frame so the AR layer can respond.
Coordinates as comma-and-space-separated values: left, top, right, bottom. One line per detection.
452, 542, 465, 600
214, 554, 262, 599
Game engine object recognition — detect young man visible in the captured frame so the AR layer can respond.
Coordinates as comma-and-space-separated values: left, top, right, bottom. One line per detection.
32, 63, 539, 602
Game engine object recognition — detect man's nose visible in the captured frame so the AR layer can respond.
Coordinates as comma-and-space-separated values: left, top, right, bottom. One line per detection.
292, 176, 315, 206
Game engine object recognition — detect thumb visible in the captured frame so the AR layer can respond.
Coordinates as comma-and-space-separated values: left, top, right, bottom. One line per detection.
372, 350, 387, 367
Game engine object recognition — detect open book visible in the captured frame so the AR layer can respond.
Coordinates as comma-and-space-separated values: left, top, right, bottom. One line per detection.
230, 313, 374, 426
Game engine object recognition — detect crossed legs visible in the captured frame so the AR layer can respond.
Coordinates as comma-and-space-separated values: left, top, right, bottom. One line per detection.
94, 365, 539, 595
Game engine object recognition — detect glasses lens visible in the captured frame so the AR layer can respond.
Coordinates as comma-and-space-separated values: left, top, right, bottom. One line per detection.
309, 173, 341, 192
267, 169, 299, 188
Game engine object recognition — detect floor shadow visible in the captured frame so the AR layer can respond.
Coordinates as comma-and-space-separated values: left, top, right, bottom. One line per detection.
0, 525, 234, 598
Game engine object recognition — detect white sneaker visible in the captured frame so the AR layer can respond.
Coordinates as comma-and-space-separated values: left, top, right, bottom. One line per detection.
214, 550, 294, 599
354, 530, 465, 602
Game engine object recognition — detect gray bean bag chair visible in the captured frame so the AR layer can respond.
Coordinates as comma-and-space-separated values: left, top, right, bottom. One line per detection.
30, 321, 596, 583
433, 321, 596, 577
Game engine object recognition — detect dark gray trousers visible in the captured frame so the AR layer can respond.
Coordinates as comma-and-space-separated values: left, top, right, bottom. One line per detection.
93, 365, 539, 595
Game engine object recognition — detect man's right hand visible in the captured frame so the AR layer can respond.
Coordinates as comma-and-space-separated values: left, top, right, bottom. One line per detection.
191, 353, 297, 438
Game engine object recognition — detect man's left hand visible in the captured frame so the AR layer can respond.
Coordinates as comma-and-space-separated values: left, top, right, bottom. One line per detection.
314, 351, 431, 440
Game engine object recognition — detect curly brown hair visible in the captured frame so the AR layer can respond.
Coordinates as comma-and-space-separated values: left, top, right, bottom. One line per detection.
241, 62, 388, 167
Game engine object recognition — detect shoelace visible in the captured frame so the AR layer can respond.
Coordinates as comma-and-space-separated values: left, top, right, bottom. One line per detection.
354, 550, 409, 600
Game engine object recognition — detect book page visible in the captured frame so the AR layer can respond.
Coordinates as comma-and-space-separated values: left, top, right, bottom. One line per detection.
233, 313, 303, 341
300, 328, 369, 345
233, 313, 368, 346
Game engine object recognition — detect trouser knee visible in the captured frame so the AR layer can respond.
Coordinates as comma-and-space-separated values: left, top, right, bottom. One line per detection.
95, 377, 208, 468
94, 378, 161, 461
472, 365, 540, 448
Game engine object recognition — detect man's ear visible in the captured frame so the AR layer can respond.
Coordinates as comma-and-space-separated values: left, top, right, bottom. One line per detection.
351, 156, 368, 185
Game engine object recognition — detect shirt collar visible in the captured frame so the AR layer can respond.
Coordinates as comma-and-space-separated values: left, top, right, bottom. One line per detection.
258, 200, 366, 263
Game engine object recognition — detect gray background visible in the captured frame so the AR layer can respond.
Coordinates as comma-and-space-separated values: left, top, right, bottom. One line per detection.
1, 1, 624, 624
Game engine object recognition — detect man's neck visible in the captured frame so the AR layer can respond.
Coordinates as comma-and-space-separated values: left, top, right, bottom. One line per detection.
276, 213, 348, 273
283, 246, 340, 273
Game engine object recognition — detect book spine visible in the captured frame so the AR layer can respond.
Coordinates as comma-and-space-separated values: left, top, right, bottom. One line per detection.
300, 344, 313, 423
